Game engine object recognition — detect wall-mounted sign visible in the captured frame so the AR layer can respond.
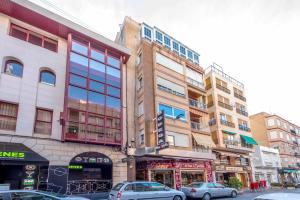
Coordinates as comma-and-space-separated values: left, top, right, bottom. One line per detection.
23, 179, 35, 186
68, 165, 83, 170
156, 111, 168, 150
70, 152, 112, 165
0, 151, 25, 159
226, 167, 243, 172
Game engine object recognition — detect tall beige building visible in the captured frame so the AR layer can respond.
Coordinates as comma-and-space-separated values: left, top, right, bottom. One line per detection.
204, 64, 257, 187
116, 17, 216, 189
250, 112, 300, 182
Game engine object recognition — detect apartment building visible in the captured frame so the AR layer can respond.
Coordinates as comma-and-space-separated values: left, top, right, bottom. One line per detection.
250, 146, 281, 187
250, 112, 300, 182
116, 17, 215, 189
204, 64, 257, 187
0, 0, 130, 193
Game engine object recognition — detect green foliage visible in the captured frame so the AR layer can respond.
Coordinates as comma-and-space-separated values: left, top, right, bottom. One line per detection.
227, 177, 243, 190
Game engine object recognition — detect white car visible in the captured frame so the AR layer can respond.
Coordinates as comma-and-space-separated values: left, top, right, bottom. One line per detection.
254, 193, 300, 200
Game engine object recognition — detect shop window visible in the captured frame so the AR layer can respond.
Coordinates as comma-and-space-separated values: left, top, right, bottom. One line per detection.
40, 70, 56, 86
0, 101, 18, 131
4, 60, 23, 77
181, 171, 204, 186
34, 108, 52, 135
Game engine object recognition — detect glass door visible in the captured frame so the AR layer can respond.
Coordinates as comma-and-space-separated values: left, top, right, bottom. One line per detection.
151, 170, 174, 188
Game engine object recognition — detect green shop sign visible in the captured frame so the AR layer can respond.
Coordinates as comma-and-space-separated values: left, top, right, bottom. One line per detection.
0, 151, 25, 159
68, 165, 83, 170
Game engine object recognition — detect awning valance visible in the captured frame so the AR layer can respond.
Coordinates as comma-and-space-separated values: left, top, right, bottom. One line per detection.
240, 135, 258, 145
0, 142, 48, 165
222, 130, 236, 135
192, 133, 216, 148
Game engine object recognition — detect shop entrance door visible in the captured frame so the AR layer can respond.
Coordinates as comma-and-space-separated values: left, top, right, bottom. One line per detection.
151, 170, 174, 188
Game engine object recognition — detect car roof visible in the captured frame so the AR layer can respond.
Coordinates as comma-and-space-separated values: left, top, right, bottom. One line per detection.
256, 193, 300, 200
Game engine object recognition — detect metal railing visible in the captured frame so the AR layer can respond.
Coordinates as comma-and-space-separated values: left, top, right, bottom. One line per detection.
187, 77, 205, 89
191, 121, 210, 133
67, 180, 112, 194
189, 99, 207, 110
216, 84, 231, 94
218, 101, 233, 110
236, 108, 248, 116
209, 118, 216, 126
220, 119, 235, 128
224, 139, 240, 146
234, 92, 246, 101
238, 124, 251, 132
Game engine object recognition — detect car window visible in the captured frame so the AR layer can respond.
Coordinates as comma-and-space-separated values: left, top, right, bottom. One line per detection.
207, 183, 215, 188
124, 184, 134, 191
214, 183, 225, 188
112, 183, 124, 191
133, 183, 147, 192
149, 182, 165, 191
11, 192, 57, 200
187, 183, 204, 188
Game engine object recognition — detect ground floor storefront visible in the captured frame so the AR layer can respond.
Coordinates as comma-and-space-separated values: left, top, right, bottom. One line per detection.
136, 159, 213, 190
0, 135, 127, 194
279, 168, 300, 183
253, 168, 280, 187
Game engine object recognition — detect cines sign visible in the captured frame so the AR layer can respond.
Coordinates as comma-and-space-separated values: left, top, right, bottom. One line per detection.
0, 151, 25, 159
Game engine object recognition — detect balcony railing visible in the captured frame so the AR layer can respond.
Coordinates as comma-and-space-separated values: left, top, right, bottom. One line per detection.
224, 139, 240, 146
189, 99, 207, 111
238, 124, 251, 132
220, 119, 235, 128
187, 77, 205, 89
218, 101, 233, 110
236, 108, 248, 116
191, 121, 210, 133
234, 92, 246, 102
209, 118, 216, 126
216, 84, 231, 94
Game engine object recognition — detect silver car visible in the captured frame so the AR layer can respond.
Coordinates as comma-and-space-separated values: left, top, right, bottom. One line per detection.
181, 182, 238, 200
109, 181, 186, 200
0, 190, 89, 200
254, 193, 300, 200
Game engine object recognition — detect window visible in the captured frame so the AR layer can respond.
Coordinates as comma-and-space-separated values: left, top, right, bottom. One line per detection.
144, 26, 152, 40
139, 129, 145, 145
138, 102, 144, 117
0, 101, 18, 131
270, 131, 278, 139
10, 24, 58, 52
164, 36, 171, 48
267, 119, 275, 126
91, 49, 105, 62
89, 60, 105, 82
40, 70, 55, 85
155, 31, 163, 44
34, 108, 52, 135
194, 54, 199, 64
106, 66, 121, 87
136, 53, 142, 66
167, 135, 175, 146
71, 40, 88, 55
156, 76, 185, 97
180, 45, 186, 56
172, 41, 179, 53
156, 52, 184, 74
108, 56, 120, 69
187, 50, 193, 61
158, 103, 186, 121
4, 60, 23, 77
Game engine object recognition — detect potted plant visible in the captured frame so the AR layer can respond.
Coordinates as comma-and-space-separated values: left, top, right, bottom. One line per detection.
228, 177, 243, 190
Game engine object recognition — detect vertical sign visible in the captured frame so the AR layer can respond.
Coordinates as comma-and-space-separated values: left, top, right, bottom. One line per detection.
156, 110, 169, 150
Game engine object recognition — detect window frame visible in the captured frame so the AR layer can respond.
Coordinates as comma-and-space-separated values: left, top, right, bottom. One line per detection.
34, 107, 53, 135
39, 70, 56, 86
4, 60, 24, 78
158, 103, 187, 121
0, 100, 18, 131
172, 41, 179, 53
155, 30, 163, 44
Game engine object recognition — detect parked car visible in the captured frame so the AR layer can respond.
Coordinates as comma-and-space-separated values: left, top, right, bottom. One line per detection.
109, 181, 185, 200
181, 182, 238, 200
254, 193, 300, 200
0, 190, 89, 200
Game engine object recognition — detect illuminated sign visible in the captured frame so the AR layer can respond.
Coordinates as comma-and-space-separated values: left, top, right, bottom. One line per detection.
23, 179, 35, 186
68, 165, 83, 170
0, 151, 25, 159
156, 111, 169, 150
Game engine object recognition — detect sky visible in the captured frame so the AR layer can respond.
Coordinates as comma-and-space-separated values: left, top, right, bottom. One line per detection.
31, 0, 300, 125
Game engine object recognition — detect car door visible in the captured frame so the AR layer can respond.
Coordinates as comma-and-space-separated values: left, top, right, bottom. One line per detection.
149, 182, 173, 200
207, 183, 217, 197
120, 184, 137, 200
213, 183, 227, 197
133, 183, 152, 200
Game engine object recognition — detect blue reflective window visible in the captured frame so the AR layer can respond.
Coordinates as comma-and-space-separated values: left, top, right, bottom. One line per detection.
107, 86, 120, 98
172, 41, 179, 52
89, 60, 105, 82
88, 91, 105, 115
89, 80, 104, 93
107, 56, 120, 69
106, 66, 120, 88
91, 49, 105, 62
71, 41, 88, 55
5, 61, 23, 77
155, 31, 163, 44
68, 86, 87, 101
106, 96, 121, 118
187, 50, 193, 61
40, 71, 55, 85
194, 54, 199, 64
70, 74, 86, 87
174, 108, 186, 120
70, 52, 88, 77
180, 46, 186, 56
159, 104, 172, 116
164, 36, 171, 48
144, 27, 152, 39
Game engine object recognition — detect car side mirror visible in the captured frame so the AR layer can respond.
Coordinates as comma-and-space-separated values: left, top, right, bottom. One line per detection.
164, 186, 170, 191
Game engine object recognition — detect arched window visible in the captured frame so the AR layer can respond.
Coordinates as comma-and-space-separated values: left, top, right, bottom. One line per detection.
5, 60, 23, 77
40, 70, 56, 86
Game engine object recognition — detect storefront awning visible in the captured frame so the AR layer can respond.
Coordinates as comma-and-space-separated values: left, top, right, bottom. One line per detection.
0, 142, 48, 165
192, 133, 216, 148
240, 135, 258, 145
222, 130, 236, 135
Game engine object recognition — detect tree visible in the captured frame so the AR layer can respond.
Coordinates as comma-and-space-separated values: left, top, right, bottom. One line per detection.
228, 177, 243, 190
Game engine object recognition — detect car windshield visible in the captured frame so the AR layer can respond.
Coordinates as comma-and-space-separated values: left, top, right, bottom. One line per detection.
112, 183, 124, 191
187, 182, 204, 188
37, 191, 67, 198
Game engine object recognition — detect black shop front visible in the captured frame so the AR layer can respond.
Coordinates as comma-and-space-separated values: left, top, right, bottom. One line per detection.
0, 142, 49, 190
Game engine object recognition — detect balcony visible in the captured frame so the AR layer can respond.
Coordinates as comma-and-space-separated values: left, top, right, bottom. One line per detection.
207, 101, 214, 108
224, 139, 240, 149
191, 121, 210, 133
235, 160, 249, 166
216, 84, 231, 94
205, 83, 212, 90
209, 118, 216, 126
189, 99, 207, 111
238, 124, 251, 132
234, 92, 246, 102
218, 101, 233, 110
236, 108, 248, 117
220, 119, 235, 128
187, 77, 205, 90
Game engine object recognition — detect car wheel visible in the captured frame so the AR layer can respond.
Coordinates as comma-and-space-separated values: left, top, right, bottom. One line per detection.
173, 195, 182, 200
202, 193, 211, 200
231, 191, 237, 198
